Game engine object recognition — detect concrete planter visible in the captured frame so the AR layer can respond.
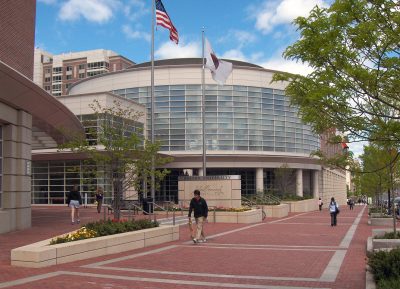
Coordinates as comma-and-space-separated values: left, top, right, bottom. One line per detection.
283, 198, 318, 213
261, 204, 290, 218
368, 217, 394, 226
11, 225, 179, 268
369, 212, 387, 218
207, 209, 262, 224
365, 265, 376, 289
367, 228, 400, 252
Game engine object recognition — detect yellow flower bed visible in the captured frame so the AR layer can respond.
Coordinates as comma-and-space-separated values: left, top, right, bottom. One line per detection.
214, 206, 252, 212
50, 227, 98, 245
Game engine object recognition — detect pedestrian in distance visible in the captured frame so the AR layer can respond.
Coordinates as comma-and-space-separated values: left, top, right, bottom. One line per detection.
349, 199, 354, 210
66, 184, 82, 225
188, 189, 208, 244
95, 186, 104, 214
318, 197, 323, 211
329, 197, 339, 226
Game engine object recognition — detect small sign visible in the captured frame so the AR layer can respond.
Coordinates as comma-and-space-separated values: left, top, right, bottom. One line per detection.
25, 160, 31, 176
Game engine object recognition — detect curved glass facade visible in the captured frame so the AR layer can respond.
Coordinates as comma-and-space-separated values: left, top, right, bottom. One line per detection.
113, 84, 319, 154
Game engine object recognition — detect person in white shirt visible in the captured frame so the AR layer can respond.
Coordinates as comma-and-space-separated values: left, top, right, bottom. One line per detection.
329, 197, 339, 226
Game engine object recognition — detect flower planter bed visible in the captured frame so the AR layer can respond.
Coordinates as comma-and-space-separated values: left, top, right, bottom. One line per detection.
261, 204, 290, 218
11, 225, 179, 268
207, 209, 262, 223
283, 198, 317, 213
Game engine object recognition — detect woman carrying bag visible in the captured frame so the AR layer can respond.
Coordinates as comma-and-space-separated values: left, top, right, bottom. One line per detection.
329, 197, 339, 227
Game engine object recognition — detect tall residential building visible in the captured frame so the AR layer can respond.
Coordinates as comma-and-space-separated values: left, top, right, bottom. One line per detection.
34, 49, 136, 96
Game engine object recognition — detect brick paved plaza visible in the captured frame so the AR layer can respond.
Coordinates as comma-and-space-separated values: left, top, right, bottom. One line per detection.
0, 205, 379, 289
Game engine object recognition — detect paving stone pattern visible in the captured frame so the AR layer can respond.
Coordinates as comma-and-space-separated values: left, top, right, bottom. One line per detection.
0, 204, 388, 289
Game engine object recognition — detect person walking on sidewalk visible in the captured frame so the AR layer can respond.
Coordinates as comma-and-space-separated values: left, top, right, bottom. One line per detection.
329, 197, 339, 226
318, 197, 323, 211
188, 189, 208, 243
95, 186, 104, 213
66, 184, 82, 225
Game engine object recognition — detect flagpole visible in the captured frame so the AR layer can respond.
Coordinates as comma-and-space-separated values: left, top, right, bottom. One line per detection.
150, 0, 156, 201
201, 28, 206, 177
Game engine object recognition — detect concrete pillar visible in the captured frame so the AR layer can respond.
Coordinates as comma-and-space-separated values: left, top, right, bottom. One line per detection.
312, 170, 319, 198
296, 169, 303, 197
198, 168, 204, 176
256, 168, 264, 193
1, 110, 32, 233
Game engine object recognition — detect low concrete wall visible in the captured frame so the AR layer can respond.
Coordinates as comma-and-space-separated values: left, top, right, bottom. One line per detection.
365, 266, 376, 289
367, 229, 400, 252
261, 204, 289, 218
11, 225, 179, 268
207, 209, 262, 224
368, 217, 394, 226
283, 199, 318, 213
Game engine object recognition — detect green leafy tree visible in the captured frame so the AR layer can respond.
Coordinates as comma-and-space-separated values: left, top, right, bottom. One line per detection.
130, 140, 173, 201
273, 0, 399, 164
273, 164, 296, 197
359, 145, 391, 200
360, 144, 400, 234
60, 100, 172, 220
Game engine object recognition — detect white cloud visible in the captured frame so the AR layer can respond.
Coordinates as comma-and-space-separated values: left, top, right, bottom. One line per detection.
155, 41, 201, 59
218, 30, 257, 49
254, 0, 328, 34
348, 141, 367, 159
122, 25, 150, 42
259, 57, 313, 75
123, 0, 149, 20
221, 49, 247, 61
38, 0, 57, 4
59, 0, 120, 23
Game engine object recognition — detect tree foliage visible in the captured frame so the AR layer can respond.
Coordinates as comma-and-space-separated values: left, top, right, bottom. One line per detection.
273, 164, 296, 196
359, 144, 392, 197
59, 100, 172, 219
273, 0, 400, 163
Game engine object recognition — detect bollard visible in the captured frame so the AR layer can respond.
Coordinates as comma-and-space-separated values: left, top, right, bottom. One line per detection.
173, 210, 175, 226
213, 207, 216, 223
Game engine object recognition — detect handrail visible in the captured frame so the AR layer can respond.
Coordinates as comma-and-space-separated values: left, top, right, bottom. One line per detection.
150, 201, 177, 225
241, 196, 256, 207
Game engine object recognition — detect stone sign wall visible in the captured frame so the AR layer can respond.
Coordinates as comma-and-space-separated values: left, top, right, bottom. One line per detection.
178, 175, 241, 208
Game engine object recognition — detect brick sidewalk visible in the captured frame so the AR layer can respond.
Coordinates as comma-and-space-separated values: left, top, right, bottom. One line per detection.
0, 205, 378, 289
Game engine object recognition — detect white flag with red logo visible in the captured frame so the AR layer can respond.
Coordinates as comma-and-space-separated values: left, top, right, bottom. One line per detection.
205, 38, 232, 85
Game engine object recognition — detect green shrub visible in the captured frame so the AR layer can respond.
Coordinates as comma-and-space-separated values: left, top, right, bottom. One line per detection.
50, 219, 159, 244
281, 194, 313, 201
369, 207, 386, 215
368, 247, 400, 288
375, 232, 400, 239
376, 278, 400, 289
85, 219, 159, 237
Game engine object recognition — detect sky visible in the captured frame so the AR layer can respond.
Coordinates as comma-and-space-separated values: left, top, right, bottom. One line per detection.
35, 0, 364, 157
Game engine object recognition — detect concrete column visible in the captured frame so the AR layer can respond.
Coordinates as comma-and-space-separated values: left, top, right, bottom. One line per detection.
312, 170, 319, 198
1, 110, 32, 233
296, 169, 303, 197
256, 168, 264, 193
198, 168, 204, 176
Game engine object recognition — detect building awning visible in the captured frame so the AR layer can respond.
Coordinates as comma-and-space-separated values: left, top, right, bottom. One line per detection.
0, 60, 84, 149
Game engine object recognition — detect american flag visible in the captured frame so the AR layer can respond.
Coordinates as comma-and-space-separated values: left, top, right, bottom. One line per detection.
155, 0, 179, 44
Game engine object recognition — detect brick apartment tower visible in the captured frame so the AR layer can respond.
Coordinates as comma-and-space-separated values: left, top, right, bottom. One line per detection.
0, 0, 36, 79
34, 49, 136, 96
